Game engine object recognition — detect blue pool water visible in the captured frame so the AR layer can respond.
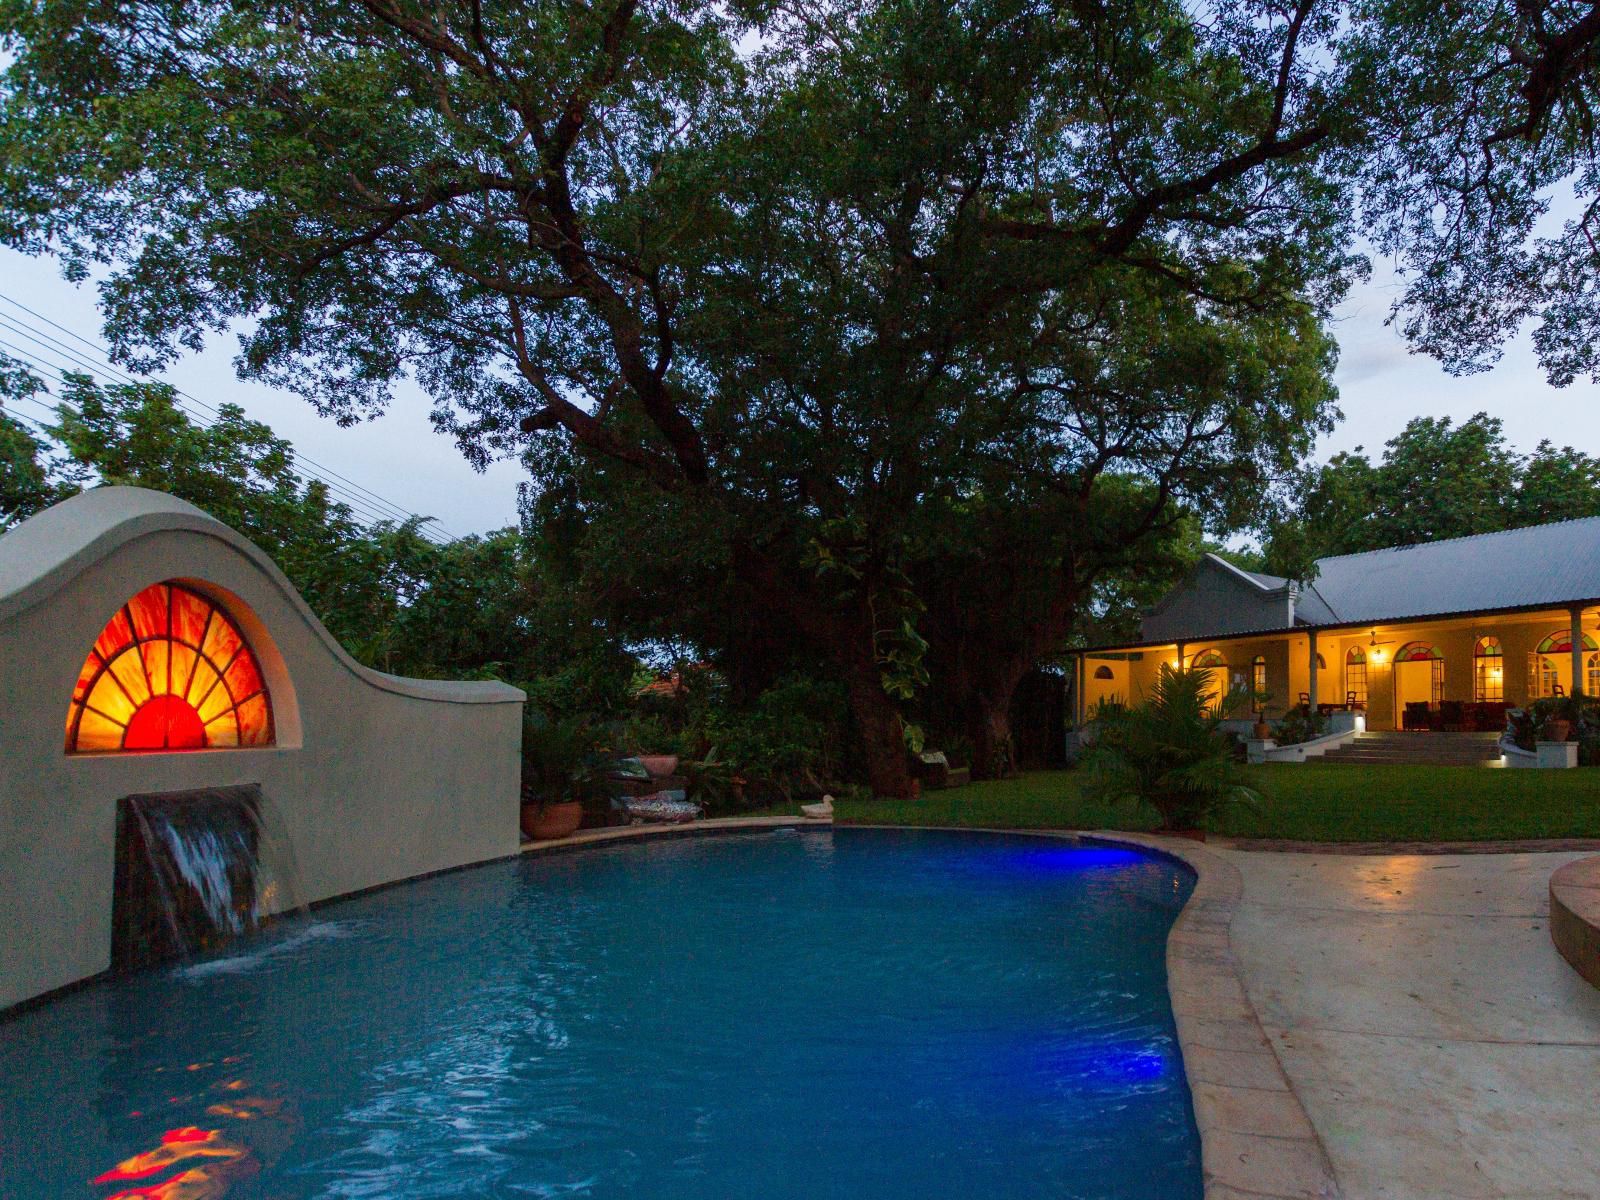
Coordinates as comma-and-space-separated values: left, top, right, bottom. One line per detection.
1, 829, 1200, 1199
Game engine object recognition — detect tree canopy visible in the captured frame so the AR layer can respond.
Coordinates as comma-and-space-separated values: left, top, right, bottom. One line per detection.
7, 0, 1593, 791
1265, 412, 1600, 568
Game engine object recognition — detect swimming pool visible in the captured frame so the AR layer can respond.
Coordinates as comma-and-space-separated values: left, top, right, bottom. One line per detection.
0, 828, 1200, 1198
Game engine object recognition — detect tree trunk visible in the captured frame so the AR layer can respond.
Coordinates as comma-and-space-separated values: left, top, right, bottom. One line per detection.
967, 699, 1016, 782
733, 541, 914, 799
844, 662, 915, 799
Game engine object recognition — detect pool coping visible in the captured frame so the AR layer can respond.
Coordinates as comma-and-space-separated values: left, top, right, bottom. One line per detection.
1090, 831, 1339, 1200
1549, 853, 1600, 991
527, 818, 1339, 1199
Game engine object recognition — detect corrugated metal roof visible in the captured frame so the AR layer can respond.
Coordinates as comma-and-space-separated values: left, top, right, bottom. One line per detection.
1306, 515, 1600, 624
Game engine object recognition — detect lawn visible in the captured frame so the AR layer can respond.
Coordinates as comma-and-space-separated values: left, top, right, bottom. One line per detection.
833, 765, 1600, 842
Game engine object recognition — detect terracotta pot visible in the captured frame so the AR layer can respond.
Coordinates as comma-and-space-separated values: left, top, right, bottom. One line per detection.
521, 800, 584, 841
1543, 719, 1572, 744
1252, 720, 1273, 740
637, 755, 680, 779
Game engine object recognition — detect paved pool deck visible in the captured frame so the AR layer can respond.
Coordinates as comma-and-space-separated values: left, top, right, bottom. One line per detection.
1218, 845, 1600, 1200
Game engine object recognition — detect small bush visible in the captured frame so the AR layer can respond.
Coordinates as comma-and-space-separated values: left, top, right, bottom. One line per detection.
1082, 667, 1261, 830
1273, 707, 1328, 747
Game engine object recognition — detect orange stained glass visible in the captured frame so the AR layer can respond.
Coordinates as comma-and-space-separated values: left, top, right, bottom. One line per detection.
65, 582, 274, 754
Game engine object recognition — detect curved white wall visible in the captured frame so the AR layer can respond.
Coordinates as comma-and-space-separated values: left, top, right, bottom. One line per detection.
0, 487, 525, 1010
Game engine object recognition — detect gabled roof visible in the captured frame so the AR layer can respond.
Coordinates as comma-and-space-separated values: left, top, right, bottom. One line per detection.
1126, 515, 1600, 650
1304, 515, 1600, 625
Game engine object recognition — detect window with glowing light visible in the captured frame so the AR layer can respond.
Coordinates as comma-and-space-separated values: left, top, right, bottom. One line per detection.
66, 582, 274, 753
1473, 637, 1503, 702
1395, 642, 1444, 704
1189, 648, 1226, 669
1251, 655, 1267, 709
1345, 646, 1367, 707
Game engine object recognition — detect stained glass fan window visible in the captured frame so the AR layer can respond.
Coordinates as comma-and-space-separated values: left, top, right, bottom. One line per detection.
66, 582, 273, 753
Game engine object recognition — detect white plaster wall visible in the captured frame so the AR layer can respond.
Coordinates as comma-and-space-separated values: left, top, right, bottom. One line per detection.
0, 489, 524, 1010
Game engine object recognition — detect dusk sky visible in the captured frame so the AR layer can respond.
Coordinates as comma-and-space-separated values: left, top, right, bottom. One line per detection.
5, 238, 1598, 538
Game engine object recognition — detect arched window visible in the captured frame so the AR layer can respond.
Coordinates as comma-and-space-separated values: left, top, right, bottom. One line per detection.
1093, 664, 1115, 680
1251, 655, 1267, 709
66, 582, 274, 754
1536, 629, 1599, 655
1394, 641, 1441, 662
1345, 646, 1368, 707
1473, 637, 1503, 701
1395, 641, 1444, 705
1316, 653, 1327, 671
1190, 648, 1226, 669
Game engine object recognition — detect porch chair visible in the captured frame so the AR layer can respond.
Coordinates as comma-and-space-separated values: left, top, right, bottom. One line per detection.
1402, 701, 1432, 731
1439, 700, 1466, 732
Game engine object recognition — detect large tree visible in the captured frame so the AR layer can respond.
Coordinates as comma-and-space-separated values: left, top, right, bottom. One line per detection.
0, 0, 1357, 794
1264, 411, 1600, 566
1352, 0, 1600, 384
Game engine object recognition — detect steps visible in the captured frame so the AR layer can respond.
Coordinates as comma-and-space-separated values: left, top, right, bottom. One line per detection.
1317, 731, 1504, 766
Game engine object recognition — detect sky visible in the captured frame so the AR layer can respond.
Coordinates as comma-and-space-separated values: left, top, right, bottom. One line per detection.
4, 237, 1599, 537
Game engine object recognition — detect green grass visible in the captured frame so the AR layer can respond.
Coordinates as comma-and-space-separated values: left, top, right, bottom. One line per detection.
834, 765, 1600, 842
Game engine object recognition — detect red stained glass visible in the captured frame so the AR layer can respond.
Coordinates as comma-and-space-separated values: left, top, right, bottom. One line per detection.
65, 583, 273, 754
94, 609, 134, 663
124, 695, 207, 750
1537, 630, 1599, 654
1394, 642, 1441, 662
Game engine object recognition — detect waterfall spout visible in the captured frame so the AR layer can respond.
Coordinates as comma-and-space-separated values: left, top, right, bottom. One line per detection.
112, 785, 306, 972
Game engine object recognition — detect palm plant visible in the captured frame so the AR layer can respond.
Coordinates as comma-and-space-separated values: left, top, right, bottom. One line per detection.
1083, 666, 1262, 831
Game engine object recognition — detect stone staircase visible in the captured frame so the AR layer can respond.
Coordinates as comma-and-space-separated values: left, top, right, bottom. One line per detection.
1317, 731, 1504, 766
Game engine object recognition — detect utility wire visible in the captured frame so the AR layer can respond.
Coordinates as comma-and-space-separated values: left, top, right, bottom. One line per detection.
0, 338, 446, 538
0, 292, 463, 542
0, 308, 449, 538
0, 293, 438, 531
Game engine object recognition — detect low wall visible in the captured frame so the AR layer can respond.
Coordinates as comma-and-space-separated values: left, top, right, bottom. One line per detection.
0, 488, 524, 1011
1550, 856, 1600, 990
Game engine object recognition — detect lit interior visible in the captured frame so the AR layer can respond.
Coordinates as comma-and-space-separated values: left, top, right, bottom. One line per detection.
65, 582, 273, 754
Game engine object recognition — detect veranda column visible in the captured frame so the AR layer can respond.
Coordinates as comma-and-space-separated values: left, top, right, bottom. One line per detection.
1074, 653, 1085, 727
1572, 605, 1586, 697
1308, 630, 1320, 711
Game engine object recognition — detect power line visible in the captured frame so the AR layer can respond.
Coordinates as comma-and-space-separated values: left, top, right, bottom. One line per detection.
0, 332, 431, 535
0, 297, 464, 542
0, 339, 444, 537
0, 294, 443, 533
0, 307, 454, 539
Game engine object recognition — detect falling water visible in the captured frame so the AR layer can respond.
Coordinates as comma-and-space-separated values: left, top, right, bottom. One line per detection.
112, 784, 307, 971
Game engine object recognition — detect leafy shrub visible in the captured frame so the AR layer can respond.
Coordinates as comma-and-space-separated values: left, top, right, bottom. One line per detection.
681, 754, 745, 816
1273, 707, 1328, 747
699, 674, 849, 803
1083, 667, 1262, 830
521, 714, 612, 808
1510, 692, 1600, 761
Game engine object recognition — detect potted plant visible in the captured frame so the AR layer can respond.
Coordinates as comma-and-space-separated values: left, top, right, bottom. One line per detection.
1082, 666, 1262, 839
520, 715, 607, 840
1537, 693, 1583, 744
